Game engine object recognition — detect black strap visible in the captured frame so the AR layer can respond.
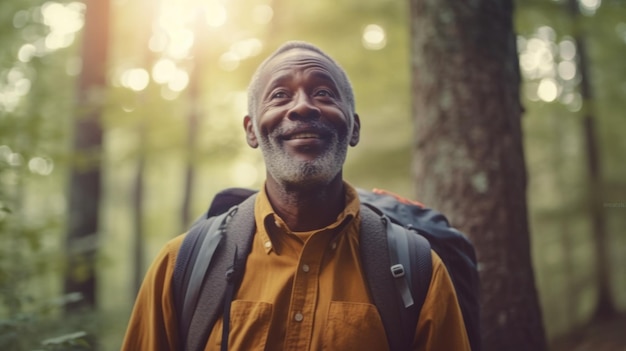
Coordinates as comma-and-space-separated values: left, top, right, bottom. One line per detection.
221, 247, 239, 351
387, 218, 415, 308
360, 205, 432, 351
181, 212, 229, 335
173, 214, 217, 345
185, 195, 257, 351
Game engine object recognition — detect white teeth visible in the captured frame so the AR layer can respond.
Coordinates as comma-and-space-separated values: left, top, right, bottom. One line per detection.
290, 133, 318, 139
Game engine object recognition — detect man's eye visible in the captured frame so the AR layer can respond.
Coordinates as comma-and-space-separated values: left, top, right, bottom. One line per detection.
315, 90, 334, 97
271, 91, 288, 99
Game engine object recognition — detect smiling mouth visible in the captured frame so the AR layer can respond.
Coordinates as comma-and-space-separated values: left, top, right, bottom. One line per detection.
286, 133, 322, 140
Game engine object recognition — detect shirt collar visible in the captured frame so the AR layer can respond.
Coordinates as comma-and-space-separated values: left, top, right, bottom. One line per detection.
254, 182, 361, 254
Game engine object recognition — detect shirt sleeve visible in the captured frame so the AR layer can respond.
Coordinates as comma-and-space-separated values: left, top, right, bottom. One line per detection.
121, 235, 184, 351
412, 251, 471, 351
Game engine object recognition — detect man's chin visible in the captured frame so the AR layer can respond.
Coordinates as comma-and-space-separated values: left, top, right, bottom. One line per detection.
269, 162, 340, 188
260, 142, 347, 188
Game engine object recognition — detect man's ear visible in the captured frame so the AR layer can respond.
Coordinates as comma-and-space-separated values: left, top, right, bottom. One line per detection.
349, 113, 361, 147
243, 115, 259, 148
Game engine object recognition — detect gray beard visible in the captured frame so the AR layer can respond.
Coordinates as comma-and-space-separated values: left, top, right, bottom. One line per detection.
256, 123, 349, 188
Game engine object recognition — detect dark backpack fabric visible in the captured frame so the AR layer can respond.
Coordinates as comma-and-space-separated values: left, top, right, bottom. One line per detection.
173, 195, 257, 351
357, 189, 481, 351
172, 187, 480, 351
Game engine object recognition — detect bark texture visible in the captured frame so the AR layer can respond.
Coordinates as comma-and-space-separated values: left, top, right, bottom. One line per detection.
409, 1, 547, 350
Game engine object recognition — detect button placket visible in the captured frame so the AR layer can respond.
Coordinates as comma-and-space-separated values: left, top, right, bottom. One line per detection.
283, 229, 331, 351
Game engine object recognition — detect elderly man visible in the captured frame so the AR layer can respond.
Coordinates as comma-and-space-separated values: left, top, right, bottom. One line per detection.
122, 41, 471, 351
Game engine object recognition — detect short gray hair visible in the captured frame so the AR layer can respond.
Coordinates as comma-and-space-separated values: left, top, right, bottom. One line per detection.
246, 41, 355, 119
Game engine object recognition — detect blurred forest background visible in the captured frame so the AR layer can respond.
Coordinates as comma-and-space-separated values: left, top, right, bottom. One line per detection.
0, 0, 625, 350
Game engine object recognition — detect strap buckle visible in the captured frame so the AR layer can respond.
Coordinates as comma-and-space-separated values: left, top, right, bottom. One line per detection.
390, 264, 406, 278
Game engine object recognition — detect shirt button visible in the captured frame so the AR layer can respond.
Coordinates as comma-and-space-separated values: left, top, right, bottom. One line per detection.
302, 264, 310, 273
264, 241, 272, 249
294, 312, 304, 322
331, 242, 337, 250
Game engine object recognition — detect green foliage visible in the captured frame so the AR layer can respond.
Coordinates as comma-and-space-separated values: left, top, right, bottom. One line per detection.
516, 0, 626, 338
0, 1, 97, 349
39, 331, 91, 351
0, 293, 92, 351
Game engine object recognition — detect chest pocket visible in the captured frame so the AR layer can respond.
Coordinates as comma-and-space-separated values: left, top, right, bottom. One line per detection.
322, 301, 389, 351
215, 300, 273, 351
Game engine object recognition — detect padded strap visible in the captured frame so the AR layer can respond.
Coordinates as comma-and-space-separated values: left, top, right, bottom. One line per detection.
221, 247, 239, 351
173, 214, 216, 347
404, 226, 433, 328
181, 212, 228, 335
387, 219, 415, 308
360, 205, 408, 350
185, 195, 257, 351
360, 204, 432, 351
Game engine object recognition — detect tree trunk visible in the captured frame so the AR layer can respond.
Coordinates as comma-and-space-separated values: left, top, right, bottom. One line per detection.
408, 1, 547, 350
550, 113, 577, 324
64, 0, 110, 311
132, 124, 146, 295
131, 0, 159, 296
181, 15, 207, 228
565, 0, 615, 321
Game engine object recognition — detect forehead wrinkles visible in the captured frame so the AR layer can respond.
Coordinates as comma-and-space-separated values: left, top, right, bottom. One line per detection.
265, 69, 339, 95
260, 53, 343, 92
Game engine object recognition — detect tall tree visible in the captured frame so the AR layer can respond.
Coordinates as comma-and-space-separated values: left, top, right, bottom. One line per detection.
131, 0, 159, 296
181, 13, 208, 228
408, 1, 547, 350
566, 0, 615, 321
64, 0, 110, 311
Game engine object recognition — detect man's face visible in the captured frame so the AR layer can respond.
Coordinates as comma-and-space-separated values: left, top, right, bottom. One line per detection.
244, 48, 360, 188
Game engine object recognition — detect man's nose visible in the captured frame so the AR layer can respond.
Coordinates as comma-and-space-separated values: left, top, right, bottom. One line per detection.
287, 91, 321, 120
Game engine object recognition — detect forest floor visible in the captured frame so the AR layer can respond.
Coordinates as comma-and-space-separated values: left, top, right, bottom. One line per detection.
550, 313, 626, 351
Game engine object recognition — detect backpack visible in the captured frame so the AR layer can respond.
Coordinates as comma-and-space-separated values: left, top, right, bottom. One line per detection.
172, 188, 480, 351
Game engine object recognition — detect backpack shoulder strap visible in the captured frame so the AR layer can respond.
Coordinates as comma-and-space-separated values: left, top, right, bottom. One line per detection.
174, 194, 257, 351
173, 212, 226, 339
360, 204, 433, 351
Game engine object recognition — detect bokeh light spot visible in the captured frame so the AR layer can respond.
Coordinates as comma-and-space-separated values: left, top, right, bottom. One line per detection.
121, 68, 150, 92
219, 52, 241, 71
152, 59, 177, 84
167, 69, 189, 92
18, 44, 37, 63
537, 78, 558, 102
41, 1, 85, 51
559, 39, 576, 61
558, 61, 576, 81
28, 156, 54, 176
579, 0, 601, 15
149, 29, 169, 53
13, 10, 30, 29
362, 24, 386, 50
559, 92, 582, 112
252, 5, 273, 25
167, 28, 194, 60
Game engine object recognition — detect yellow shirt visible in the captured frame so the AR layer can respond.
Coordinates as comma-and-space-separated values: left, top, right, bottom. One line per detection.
122, 184, 471, 351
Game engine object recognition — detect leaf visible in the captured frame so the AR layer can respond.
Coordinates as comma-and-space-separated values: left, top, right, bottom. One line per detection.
41, 331, 87, 346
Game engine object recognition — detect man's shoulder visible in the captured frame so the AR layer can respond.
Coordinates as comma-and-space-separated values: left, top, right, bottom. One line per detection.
154, 233, 186, 269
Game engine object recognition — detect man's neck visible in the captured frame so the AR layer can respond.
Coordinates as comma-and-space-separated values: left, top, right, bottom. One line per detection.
264, 176, 346, 232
